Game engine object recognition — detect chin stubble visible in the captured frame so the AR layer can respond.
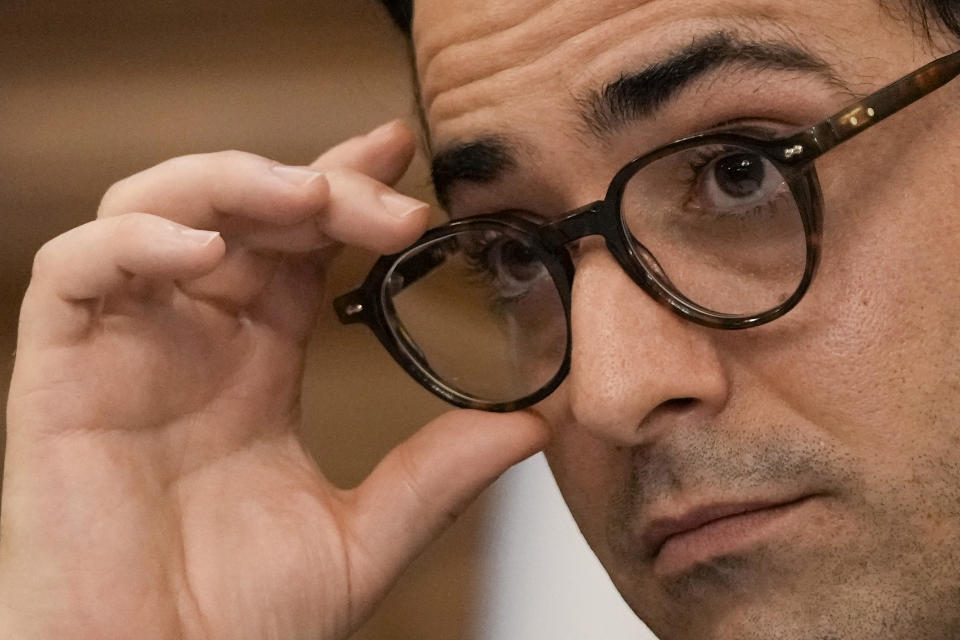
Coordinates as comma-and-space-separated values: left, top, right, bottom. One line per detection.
604, 425, 960, 640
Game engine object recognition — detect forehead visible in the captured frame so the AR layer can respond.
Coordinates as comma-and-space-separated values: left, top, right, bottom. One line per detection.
412, 0, 901, 146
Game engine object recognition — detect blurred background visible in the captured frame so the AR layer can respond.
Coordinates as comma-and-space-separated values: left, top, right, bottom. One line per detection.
0, 2, 655, 638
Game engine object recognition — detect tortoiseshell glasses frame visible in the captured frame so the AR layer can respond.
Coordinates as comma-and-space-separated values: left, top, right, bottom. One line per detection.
335, 50, 960, 412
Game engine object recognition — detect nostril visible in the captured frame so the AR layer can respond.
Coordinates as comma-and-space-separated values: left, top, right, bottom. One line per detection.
661, 397, 697, 412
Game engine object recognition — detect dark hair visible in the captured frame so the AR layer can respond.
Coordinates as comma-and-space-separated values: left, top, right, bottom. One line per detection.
378, 0, 413, 34
904, 0, 960, 38
375, 0, 960, 40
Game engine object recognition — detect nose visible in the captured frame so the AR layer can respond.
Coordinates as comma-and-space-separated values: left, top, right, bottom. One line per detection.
564, 245, 729, 445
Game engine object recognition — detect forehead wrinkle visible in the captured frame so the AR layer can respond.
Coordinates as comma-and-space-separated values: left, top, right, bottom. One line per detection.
414, 0, 556, 84
422, 4, 806, 134
420, 0, 659, 113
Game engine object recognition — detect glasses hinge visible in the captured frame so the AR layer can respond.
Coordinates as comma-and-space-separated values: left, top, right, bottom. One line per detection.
782, 144, 805, 160
334, 290, 368, 325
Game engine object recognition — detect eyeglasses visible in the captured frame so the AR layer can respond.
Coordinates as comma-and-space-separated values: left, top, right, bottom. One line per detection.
334, 50, 960, 412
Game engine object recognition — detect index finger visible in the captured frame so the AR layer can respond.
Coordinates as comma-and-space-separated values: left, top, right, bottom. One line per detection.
97, 120, 419, 230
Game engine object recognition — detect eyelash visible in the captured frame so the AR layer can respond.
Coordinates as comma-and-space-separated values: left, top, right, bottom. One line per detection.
679, 148, 769, 219
461, 240, 532, 314
457, 121, 790, 221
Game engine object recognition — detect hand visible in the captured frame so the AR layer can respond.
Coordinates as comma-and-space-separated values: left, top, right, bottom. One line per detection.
0, 121, 549, 640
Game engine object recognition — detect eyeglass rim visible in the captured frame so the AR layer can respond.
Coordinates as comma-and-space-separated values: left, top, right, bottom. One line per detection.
334, 133, 825, 411
600, 133, 824, 329
334, 49, 960, 411
335, 216, 575, 412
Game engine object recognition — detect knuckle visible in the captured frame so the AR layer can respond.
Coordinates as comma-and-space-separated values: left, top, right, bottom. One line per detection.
98, 174, 134, 215
207, 149, 255, 163
168, 149, 244, 175
322, 167, 365, 187
156, 152, 210, 176
179, 149, 260, 178
111, 212, 151, 243
320, 166, 347, 180
31, 235, 67, 281
110, 214, 177, 262
99, 150, 262, 217
320, 167, 384, 204
271, 168, 332, 220
207, 149, 254, 163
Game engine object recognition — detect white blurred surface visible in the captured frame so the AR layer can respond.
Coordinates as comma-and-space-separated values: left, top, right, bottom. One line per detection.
475, 454, 660, 640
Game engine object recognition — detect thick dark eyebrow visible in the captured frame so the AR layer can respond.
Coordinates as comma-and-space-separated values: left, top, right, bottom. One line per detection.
580, 31, 842, 137
431, 30, 843, 208
431, 136, 517, 210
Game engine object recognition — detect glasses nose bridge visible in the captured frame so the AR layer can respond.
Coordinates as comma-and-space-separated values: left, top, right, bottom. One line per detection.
543, 198, 650, 289
543, 200, 610, 247
544, 194, 666, 295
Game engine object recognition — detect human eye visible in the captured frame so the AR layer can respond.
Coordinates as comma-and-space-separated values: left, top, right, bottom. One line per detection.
461, 229, 549, 306
621, 138, 804, 265
683, 146, 790, 217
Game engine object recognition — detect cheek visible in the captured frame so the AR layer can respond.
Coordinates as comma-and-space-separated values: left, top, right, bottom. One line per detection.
542, 414, 632, 551
742, 133, 960, 461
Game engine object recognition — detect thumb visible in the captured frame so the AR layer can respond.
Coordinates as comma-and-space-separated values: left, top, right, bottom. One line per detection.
341, 409, 549, 611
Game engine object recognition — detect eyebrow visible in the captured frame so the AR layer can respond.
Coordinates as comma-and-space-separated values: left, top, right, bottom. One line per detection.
580, 30, 841, 137
431, 136, 516, 209
431, 30, 843, 208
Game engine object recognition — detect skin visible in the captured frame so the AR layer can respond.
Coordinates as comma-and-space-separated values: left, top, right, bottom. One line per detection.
2, 2, 959, 640
413, 0, 960, 638
0, 125, 549, 639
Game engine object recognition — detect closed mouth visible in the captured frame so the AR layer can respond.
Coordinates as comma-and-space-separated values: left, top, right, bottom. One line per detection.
644, 495, 816, 559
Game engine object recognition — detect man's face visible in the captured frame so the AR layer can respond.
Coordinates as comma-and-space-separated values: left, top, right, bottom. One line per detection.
412, 1, 960, 638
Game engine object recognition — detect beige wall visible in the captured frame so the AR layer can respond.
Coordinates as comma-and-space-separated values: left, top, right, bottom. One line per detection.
0, 2, 481, 638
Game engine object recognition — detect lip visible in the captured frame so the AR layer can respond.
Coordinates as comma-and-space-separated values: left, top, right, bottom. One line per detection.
643, 495, 815, 563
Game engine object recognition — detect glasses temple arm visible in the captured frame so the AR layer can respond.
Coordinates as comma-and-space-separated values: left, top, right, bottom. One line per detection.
789, 50, 960, 161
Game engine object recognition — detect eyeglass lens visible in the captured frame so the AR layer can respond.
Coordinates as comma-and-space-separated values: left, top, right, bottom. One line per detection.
381, 144, 808, 405
383, 227, 568, 403
622, 144, 807, 316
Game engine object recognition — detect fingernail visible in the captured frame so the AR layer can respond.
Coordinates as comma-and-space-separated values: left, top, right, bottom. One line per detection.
272, 165, 325, 187
179, 229, 221, 247
379, 192, 429, 218
367, 119, 401, 141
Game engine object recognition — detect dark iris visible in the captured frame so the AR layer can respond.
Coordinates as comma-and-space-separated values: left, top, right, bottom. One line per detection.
496, 239, 541, 284
714, 153, 765, 198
